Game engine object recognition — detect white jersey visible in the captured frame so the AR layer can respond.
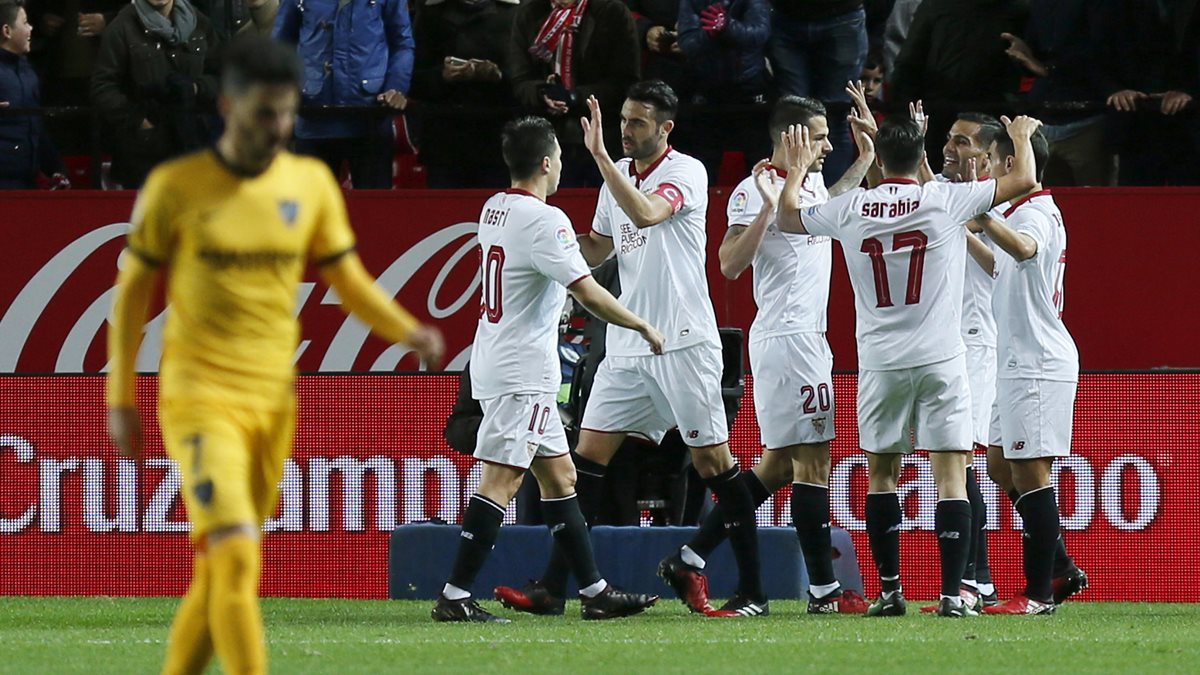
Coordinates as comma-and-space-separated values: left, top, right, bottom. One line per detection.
592, 147, 719, 356
934, 174, 999, 348
802, 177, 997, 370
727, 167, 832, 342
471, 189, 592, 400
992, 191, 1079, 382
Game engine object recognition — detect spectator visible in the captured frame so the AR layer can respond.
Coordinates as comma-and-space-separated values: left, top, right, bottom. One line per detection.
880, 0, 921, 75
1107, 0, 1199, 185
410, 0, 519, 188
767, 0, 868, 182
235, 0, 278, 36
1001, 1, 1121, 186
508, 0, 640, 187
274, 0, 414, 189
890, 0, 1027, 167
623, 0, 685, 91
860, 57, 884, 104
91, 0, 220, 188
675, 0, 772, 182
28, 0, 125, 105
863, 0, 894, 64
0, 0, 68, 189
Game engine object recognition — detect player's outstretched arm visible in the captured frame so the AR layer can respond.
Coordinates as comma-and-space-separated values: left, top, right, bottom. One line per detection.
829, 100, 876, 196
993, 115, 1041, 206
776, 125, 821, 234
577, 230, 616, 267
568, 276, 665, 354
580, 96, 677, 229
720, 160, 777, 279
966, 229, 996, 275
319, 252, 445, 367
977, 212, 1037, 262
106, 255, 160, 459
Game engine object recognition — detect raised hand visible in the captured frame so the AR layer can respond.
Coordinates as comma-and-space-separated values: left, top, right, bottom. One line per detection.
845, 80, 878, 139
781, 124, 822, 174
1001, 114, 1042, 139
580, 95, 609, 160
751, 159, 780, 207
908, 99, 928, 136
849, 108, 876, 158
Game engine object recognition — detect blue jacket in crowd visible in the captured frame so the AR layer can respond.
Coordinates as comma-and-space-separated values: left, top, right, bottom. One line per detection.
678, 0, 771, 95
274, 0, 415, 138
0, 49, 62, 188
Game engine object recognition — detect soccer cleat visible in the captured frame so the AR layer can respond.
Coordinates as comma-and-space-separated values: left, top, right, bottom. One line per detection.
431, 595, 511, 623
1051, 567, 1088, 604
865, 591, 907, 617
493, 581, 566, 616
979, 587, 999, 607
717, 594, 769, 617
936, 596, 980, 617
580, 584, 659, 621
921, 586, 982, 614
657, 553, 717, 614
983, 594, 1056, 615
807, 588, 869, 615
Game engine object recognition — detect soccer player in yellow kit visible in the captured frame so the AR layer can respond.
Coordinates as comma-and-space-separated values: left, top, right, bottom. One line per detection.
105, 35, 444, 675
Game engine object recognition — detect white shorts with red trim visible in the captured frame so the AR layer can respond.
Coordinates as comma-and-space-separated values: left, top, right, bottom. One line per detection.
857, 353, 973, 454
474, 392, 568, 470
997, 378, 1076, 460
582, 344, 728, 447
750, 332, 836, 448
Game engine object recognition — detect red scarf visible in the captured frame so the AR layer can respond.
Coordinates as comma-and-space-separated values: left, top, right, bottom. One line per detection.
529, 0, 589, 90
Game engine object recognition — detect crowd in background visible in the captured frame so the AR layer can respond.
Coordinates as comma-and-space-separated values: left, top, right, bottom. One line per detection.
0, 0, 1197, 190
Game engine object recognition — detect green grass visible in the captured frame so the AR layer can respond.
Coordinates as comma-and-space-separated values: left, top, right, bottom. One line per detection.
2, 597, 1198, 674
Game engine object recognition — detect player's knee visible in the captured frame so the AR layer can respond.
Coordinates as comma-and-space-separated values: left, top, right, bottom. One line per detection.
866, 453, 901, 491
790, 444, 830, 486
690, 445, 734, 478
755, 450, 794, 489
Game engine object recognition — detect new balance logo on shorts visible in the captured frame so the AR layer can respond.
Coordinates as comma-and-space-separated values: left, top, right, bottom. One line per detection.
687, 430, 699, 439
1012, 441, 1026, 451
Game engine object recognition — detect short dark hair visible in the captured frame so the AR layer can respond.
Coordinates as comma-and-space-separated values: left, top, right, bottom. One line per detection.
992, 128, 1050, 182
769, 96, 826, 142
863, 58, 883, 72
875, 118, 926, 175
502, 116, 557, 180
0, 0, 24, 29
626, 80, 678, 124
955, 112, 1004, 150
221, 34, 303, 95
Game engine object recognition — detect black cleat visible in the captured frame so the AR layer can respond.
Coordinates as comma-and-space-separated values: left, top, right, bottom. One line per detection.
494, 581, 566, 616
1052, 567, 1088, 604
717, 593, 769, 617
865, 591, 907, 617
580, 584, 659, 620
936, 596, 980, 617
431, 594, 511, 623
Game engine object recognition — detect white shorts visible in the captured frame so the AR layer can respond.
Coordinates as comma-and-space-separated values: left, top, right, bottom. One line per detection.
965, 344, 997, 449
474, 392, 569, 470
988, 398, 1002, 448
582, 344, 728, 447
749, 332, 835, 448
857, 354, 973, 454
997, 379, 1076, 460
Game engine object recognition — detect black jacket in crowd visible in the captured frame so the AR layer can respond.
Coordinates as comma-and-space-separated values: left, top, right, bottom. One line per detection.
0, 49, 64, 187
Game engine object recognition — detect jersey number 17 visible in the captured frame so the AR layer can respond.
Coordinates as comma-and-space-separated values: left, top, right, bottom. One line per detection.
860, 230, 928, 308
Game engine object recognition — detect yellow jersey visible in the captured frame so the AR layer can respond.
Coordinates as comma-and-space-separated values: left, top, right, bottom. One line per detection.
127, 149, 355, 409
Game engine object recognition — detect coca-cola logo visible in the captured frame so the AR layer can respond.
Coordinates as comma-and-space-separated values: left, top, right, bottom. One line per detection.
0, 221, 485, 373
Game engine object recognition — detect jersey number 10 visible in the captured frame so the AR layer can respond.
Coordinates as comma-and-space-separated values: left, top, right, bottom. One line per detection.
860, 230, 928, 308
481, 245, 505, 323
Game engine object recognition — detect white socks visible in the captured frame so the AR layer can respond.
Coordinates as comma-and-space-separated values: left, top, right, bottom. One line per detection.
442, 583, 470, 600
579, 579, 608, 598
680, 545, 707, 570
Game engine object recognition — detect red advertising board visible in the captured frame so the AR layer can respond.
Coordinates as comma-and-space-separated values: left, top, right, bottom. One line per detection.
1, 188, 1198, 375
1, 373, 1195, 601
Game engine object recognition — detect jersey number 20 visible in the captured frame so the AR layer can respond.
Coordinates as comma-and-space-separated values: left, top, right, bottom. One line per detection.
481, 245, 505, 323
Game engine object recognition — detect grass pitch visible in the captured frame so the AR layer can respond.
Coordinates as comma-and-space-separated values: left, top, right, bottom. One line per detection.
2, 597, 1197, 674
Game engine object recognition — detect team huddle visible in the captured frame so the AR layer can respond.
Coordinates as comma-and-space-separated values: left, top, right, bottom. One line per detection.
434, 78, 1086, 621
103, 32, 1086, 675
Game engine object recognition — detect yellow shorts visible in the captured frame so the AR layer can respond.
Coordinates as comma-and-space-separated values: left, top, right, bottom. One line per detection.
159, 396, 297, 542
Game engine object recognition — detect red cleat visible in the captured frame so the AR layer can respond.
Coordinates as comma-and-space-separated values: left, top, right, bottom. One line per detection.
657, 553, 717, 614
493, 581, 565, 616
983, 594, 1056, 615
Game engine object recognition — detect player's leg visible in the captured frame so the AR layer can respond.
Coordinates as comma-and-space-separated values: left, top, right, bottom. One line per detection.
987, 379, 1078, 614
161, 548, 213, 675
531, 453, 659, 620
659, 448, 788, 614
914, 356, 977, 617
160, 403, 264, 675
654, 346, 765, 616
963, 346, 998, 605
792, 442, 867, 613
857, 367, 910, 616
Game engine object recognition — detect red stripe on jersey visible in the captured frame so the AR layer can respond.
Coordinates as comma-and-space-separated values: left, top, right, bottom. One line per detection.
1004, 189, 1053, 218
654, 182, 685, 213
630, 146, 673, 186
504, 188, 539, 199
565, 273, 593, 288
879, 177, 919, 185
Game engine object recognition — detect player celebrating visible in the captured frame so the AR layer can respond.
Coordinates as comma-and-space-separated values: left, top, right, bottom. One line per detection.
658, 89, 877, 616
967, 129, 1083, 615
106, 36, 445, 675
432, 117, 664, 623
496, 81, 767, 617
776, 115, 1042, 617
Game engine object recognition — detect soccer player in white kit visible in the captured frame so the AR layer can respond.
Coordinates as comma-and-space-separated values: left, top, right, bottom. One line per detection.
967, 129, 1084, 615
776, 115, 1043, 617
658, 88, 878, 616
433, 117, 665, 623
